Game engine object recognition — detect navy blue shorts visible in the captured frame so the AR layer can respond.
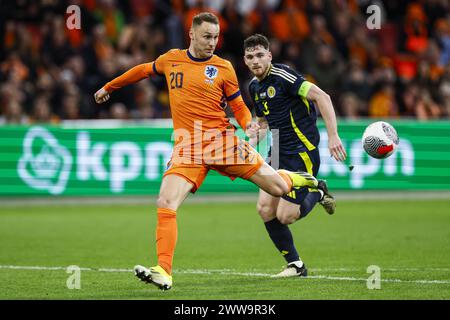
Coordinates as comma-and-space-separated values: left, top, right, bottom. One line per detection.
267, 148, 321, 205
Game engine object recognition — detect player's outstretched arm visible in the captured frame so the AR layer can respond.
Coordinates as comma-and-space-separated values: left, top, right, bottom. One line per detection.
94, 63, 152, 104
305, 83, 347, 161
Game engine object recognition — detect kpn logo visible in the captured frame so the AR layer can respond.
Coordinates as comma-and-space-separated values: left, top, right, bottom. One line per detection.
17, 126, 174, 195
18, 127, 72, 194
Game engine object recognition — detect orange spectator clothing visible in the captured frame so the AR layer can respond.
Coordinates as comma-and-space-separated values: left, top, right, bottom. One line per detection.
269, 10, 310, 42
368, 91, 398, 118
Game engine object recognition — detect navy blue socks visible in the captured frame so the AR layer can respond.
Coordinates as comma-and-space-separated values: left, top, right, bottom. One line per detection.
264, 218, 299, 263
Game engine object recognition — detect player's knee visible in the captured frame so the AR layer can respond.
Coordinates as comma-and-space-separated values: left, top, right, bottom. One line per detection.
157, 195, 176, 210
257, 202, 276, 220
277, 213, 296, 225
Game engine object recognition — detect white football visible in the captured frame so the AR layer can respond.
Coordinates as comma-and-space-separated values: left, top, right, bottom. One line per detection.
362, 121, 399, 159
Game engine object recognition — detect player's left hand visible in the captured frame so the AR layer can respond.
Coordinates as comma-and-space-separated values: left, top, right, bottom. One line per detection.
329, 135, 347, 162
245, 122, 260, 139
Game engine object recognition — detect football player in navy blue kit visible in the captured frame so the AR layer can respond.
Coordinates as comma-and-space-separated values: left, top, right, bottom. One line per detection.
243, 34, 347, 277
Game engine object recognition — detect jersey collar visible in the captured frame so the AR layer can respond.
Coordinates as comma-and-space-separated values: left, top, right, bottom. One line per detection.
186, 49, 213, 62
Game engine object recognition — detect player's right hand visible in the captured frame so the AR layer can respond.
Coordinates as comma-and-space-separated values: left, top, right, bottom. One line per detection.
94, 87, 110, 104
245, 122, 260, 139
329, 135, 347, 162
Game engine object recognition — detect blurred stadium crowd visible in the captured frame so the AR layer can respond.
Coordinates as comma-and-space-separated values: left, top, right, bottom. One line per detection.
0, 0, 449, 124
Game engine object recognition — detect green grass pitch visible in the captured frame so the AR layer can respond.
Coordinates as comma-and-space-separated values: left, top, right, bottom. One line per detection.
0, 198, 449, 300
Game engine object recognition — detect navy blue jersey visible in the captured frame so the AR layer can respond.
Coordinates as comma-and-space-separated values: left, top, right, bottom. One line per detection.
248, 64, 320, 155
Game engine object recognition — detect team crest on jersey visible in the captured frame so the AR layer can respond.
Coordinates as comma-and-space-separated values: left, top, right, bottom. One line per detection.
204, 65, 218, 79
267, 86, 276, 98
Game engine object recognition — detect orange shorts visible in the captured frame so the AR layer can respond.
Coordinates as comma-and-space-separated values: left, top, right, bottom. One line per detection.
163, 136, 264, 192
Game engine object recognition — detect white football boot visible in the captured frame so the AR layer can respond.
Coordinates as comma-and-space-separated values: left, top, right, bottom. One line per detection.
271, 261, 308, 278
134, 265, 173, 290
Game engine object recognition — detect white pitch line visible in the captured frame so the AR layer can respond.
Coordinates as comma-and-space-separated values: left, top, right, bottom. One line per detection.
0, 265, 449, 285
176, 269, 450, 284
0, 265, 131, 273
308, 267, 450, 272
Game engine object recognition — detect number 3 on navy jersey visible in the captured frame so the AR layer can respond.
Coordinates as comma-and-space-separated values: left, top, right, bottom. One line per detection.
170, 72, 183, 89
262, 100, 270, 115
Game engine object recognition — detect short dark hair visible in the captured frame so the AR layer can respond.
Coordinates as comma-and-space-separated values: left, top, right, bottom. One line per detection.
243, 34, 270, 51
192, 12, 219, 27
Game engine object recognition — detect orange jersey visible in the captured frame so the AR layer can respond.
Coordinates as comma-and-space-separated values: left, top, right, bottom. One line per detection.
103, 49, 252, 157
150, 49, 242, 133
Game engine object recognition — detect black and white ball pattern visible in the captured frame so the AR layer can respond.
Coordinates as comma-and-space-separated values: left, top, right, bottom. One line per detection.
362, 121, 399, 159
363, 136, 388, 159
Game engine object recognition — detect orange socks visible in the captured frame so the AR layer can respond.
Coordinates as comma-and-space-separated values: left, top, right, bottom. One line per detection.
156, 208, 177, 275
277, 170, 293, 191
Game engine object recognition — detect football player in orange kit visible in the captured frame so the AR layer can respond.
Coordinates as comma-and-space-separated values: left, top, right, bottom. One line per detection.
94, 12, 318, 290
